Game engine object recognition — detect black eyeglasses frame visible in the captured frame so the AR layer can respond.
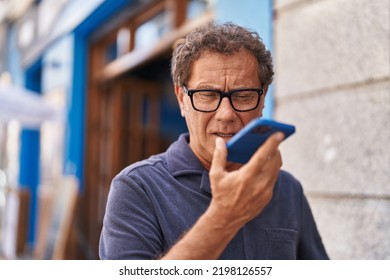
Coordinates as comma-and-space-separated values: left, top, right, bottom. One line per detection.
182, 84, 264, 113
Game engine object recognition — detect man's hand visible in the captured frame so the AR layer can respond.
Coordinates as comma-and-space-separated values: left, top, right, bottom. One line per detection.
161, 132, 284, 260
208, 132, 284, 231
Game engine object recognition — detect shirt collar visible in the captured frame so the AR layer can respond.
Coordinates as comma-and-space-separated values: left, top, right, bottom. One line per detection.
166, 133, 211, 194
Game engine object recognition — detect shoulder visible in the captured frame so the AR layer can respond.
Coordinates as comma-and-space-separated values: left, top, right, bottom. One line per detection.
110, 153, 169, 192
279, 170, 301, 184
277, 170, 303, 190
105, 154, 169, 217
120, 153, 167, 177
273, 170, 305, 204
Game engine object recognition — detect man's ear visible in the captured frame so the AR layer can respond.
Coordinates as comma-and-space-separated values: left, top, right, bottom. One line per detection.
174, 84, 186, 117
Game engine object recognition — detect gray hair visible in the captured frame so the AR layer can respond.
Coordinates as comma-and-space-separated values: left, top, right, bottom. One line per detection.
171, 22, 274, 87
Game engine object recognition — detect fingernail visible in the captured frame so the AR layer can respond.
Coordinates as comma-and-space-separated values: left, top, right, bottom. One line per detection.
215, 137, 223, 149
275, 132, 285, 141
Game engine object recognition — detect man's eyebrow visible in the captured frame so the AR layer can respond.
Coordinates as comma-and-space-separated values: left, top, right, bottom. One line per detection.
191, 83, 221, 90
192, 84, 262, 90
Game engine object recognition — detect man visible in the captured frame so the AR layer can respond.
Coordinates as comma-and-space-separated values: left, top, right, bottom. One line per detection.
99, 22, 328, 260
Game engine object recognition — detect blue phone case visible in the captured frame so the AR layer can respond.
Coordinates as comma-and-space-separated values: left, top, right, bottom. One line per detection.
226, 119, 295, 164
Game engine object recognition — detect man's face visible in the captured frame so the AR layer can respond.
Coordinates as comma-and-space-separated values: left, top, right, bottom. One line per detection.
175, 50, 266, 169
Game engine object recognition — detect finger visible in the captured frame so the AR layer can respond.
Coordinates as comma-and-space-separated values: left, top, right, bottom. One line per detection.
210, 137, 227, 177
246, 132, 284, 172
266, 149, 283, 172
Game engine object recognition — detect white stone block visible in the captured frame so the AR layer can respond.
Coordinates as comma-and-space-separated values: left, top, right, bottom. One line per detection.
308, 196, 390, 259
275, 0, 390, 97
276, 80, 390, 196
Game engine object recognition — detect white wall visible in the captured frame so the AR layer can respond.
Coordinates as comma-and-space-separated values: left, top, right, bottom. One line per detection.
274, 0, 390, 259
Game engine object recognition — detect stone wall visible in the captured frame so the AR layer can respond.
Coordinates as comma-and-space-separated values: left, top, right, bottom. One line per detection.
274, 0, 390, 259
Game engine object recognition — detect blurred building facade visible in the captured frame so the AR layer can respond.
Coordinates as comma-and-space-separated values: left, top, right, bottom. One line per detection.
0, 0, 388, 259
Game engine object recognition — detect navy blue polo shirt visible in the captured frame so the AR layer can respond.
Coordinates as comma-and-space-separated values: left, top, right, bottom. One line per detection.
99, 134, 328, 260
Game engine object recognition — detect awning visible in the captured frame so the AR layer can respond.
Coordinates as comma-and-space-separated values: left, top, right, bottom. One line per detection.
0, 84, 62, 128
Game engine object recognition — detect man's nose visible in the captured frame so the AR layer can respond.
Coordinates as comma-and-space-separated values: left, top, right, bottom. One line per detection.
215, 97, 236, 120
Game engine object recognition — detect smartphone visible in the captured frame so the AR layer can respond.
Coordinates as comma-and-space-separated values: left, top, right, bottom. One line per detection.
226, 119, 295, 164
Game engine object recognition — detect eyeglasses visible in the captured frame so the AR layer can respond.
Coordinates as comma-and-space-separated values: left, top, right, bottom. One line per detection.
183, 84, 263, 112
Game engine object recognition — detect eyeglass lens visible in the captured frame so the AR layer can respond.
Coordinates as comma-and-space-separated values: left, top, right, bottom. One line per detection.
192, 90, 260, 112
